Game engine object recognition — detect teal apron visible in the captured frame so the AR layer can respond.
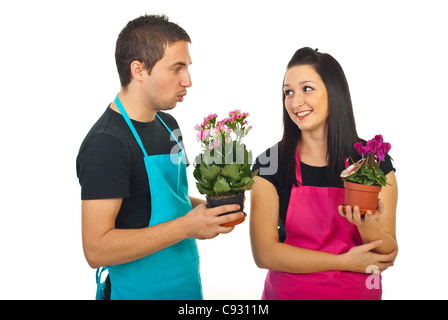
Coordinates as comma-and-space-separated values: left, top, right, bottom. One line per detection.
107, 94, 203, 300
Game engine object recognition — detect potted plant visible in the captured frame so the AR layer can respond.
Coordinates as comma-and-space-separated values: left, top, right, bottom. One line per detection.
193, 110, 258, 227
340, 135, 392, 214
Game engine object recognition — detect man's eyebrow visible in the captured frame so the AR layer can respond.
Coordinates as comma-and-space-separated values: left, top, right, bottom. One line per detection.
170, 61, 192, 67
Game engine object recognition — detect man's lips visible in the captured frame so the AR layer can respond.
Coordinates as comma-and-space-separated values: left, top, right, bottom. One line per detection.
177, 92, 187, 102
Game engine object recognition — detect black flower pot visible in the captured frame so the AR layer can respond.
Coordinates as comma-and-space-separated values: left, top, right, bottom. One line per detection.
206, 192, 246, 227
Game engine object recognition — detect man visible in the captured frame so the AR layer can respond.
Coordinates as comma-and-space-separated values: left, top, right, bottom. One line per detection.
76, 14, 243, 300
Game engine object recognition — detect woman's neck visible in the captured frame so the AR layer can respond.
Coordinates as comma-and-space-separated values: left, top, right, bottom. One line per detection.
299, 131, 328, 166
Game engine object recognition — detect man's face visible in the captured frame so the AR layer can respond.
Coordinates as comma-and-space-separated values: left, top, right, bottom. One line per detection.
144, 41, 192, 111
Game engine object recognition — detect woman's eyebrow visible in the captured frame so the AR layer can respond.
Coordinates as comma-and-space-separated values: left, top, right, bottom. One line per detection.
283, 80, 316, 87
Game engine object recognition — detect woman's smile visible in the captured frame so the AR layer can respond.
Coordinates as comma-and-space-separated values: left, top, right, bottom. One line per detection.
296, 110, 312, 120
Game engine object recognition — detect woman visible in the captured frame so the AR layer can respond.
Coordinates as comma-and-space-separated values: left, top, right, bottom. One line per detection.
250, 47, 398, 300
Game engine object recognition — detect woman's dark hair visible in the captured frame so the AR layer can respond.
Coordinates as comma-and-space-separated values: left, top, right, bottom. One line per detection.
277, 47, 360, 187
115, 14, 191, 87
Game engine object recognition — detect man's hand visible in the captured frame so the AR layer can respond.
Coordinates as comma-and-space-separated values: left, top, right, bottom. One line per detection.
181, 203, 244, 239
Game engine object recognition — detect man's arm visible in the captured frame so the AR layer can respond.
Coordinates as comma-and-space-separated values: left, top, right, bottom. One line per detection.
189, 196, 206, 209
82, 198, 243, 269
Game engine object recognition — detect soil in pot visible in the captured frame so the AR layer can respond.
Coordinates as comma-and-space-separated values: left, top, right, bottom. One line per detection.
206, 192, 246, 227
344, 181, 381, 214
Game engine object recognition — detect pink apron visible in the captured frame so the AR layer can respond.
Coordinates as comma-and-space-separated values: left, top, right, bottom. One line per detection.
262, 149, 381, 300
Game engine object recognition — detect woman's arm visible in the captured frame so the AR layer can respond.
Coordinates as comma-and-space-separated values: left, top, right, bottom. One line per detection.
250, 176, 395, 274
339, 171, 399, 256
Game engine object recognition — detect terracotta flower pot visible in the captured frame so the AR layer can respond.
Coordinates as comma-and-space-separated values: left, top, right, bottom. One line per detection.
344, 181, 382, 214
206, 192, 246, 227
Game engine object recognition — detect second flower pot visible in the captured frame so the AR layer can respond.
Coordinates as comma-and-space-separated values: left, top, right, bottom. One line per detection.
206, 192, 246, 227
343, 181, 382, 214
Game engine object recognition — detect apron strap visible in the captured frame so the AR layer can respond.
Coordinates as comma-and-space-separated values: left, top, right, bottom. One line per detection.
295, 148, 350, 184
114, 94, 149, 157
114, 94, 183, 156
156, 114, 183, 152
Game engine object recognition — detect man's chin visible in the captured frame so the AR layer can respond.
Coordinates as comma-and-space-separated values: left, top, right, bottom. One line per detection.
156, 101, 178, 112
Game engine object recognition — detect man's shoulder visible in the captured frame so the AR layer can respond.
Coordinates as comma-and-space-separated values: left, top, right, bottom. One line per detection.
85, 107, 130, 140
78, 108, 131, 155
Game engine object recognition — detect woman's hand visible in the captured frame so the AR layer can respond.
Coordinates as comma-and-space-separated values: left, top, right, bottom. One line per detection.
341, 240, 397, 273
338, 199, 384, 226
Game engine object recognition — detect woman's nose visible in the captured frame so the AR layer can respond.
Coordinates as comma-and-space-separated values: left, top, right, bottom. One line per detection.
292, 93, 304, 108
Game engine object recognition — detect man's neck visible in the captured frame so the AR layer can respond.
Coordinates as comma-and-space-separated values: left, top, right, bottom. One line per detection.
111, 87, 157, 123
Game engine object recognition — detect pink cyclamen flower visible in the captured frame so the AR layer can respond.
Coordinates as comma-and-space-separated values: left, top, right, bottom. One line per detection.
376, 142, 391, 161
374, 134, 384, 143
365, 138, 379, 155
354, 142, 366, 157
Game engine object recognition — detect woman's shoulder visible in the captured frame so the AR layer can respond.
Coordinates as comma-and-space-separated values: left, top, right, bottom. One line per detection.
252, 143, 280, 185
356, 137, 396, 175
380, 154, 396, 175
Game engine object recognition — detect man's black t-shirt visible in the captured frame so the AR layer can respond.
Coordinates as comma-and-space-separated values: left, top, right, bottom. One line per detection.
76, 106, 185, 229
252, 143, 396, 242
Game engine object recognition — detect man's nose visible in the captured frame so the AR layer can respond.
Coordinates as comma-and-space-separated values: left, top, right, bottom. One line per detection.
181, 70, 192, 88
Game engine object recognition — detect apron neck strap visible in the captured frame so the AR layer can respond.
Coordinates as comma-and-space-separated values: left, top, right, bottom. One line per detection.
115, 94, 149, 157
295, 148, 350, 184
114, 94, 183, 157
156, 114, 183, 151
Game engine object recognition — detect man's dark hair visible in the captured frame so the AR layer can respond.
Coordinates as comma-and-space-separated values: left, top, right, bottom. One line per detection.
115, 14, 191, 87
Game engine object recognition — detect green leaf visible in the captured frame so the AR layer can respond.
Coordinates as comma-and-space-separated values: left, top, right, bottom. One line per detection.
233, 177, 255, 191
213, 175, 231, 194
196, 183, 214, 195
221, 163, 240, 182
239, 164, 252, 178
232, 177, 251, 188
199, 163, 221, 182
193, 166, 203, 183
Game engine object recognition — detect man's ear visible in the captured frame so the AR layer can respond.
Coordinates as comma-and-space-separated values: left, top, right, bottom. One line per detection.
129, 60, 146, 82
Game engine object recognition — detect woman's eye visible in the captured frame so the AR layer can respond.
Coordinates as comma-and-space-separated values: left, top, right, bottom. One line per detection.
304, 86, 313, 92
284, 90, 293, 96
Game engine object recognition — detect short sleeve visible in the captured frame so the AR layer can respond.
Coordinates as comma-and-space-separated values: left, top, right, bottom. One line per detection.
379, 154, 396, 176
252, 145, 279, 187
76, 133, 132, 200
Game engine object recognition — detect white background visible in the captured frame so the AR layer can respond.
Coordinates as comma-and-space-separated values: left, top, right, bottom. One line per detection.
1, 0, 447, 300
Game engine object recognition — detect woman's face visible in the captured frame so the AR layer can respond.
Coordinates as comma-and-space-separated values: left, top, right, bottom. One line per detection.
283, 65, 329, 134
